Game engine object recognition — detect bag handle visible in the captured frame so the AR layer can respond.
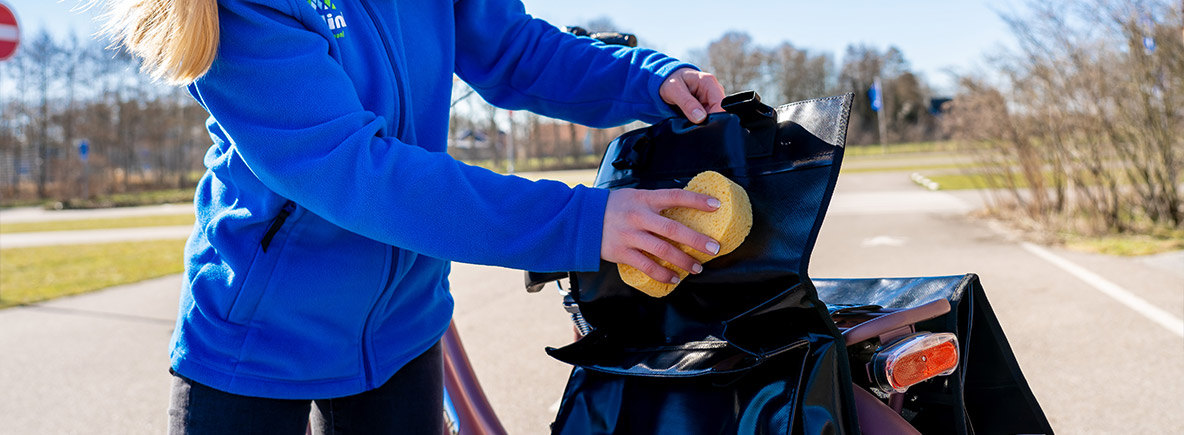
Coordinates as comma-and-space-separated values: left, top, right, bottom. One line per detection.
721, 90, 777, 158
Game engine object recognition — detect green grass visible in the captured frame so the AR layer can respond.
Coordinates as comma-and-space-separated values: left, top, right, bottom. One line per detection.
0, 198, 50, 209
0, 214, 196, 234
1065, 229, 1184, 256
516, 169, 599, 187
924, 173, 999, 190
53, 188, 195, 209
0, 240, 186, 308
844, 141, 960, 157
461, 155, 603, 173
2, 188, 196, 210
840, 163, 967, 174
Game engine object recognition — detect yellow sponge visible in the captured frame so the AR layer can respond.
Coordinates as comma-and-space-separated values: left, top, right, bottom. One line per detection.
618, 171, 753, 297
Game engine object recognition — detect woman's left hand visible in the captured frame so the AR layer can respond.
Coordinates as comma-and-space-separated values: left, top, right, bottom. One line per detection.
659, 68, 726, 124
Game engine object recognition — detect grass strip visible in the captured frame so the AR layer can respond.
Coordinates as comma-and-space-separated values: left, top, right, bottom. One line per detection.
0, 240, 186, 308
1065, 230, 1184, 256
53, 189, 195, 210
844, 141, 960, 157
840, 163, 967, 174
0, 214, 196, 234
924, 173, 998, 190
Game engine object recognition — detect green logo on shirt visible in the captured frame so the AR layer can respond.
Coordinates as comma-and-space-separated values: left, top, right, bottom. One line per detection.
307, 0, 348, 39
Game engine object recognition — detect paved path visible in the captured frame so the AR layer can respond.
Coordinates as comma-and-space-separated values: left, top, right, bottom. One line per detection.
0, 203, 194, 224
0, 226, 194, 249
1, 170, 1181, 434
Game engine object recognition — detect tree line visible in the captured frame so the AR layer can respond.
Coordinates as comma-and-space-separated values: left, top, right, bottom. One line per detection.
5, 0, 1178, 242
947, 0, 1182, 235
1, 16, 949, 206
692, 32, 941, 147
1, 31, 210, 205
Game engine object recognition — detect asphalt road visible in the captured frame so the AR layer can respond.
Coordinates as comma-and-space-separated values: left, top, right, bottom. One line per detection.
1, 170, 1181, 434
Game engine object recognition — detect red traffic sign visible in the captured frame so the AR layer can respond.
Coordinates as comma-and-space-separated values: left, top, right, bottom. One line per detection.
0, 1, 19, 61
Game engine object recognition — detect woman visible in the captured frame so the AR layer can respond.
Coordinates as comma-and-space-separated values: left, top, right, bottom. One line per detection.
102, 0, 727, 432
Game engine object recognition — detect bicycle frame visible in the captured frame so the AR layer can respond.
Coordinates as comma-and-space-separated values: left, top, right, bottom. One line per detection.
441, 321, 507, 435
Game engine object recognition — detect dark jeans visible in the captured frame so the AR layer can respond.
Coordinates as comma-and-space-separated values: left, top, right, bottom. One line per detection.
167, 341, 443, 435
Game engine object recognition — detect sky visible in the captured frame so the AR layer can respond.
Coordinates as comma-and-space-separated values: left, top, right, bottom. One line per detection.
8, 0, 1023, 94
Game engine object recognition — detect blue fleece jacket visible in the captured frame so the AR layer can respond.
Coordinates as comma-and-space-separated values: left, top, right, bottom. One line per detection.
171, 0, 694, 399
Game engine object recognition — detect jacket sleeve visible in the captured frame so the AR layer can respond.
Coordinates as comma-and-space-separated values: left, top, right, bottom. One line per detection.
193, 0, 608, 272
454, 0, 698, 127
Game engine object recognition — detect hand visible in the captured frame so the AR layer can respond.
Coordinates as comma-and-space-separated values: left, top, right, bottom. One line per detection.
659, 68, 726, 124
601, 188, 722, 284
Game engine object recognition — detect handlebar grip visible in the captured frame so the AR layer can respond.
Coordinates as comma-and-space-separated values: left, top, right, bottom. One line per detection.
589, 32, 638, 48
562, 26, 639, 48
525, 271, 568, 293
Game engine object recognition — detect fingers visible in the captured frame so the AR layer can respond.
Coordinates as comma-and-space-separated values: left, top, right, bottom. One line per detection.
637, 188, 721, 258
687, 72, 726, 114
660, 68, 728, 123
644, 188, 721, 213
601, 188, 724, 285
664, 77, 708, 123
619, 249, 680, 285
633, 232, 702, 280
639, 213, 720, 259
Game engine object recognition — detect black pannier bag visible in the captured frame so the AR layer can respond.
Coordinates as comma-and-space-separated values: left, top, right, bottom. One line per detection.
546, 91, 860, 434
536, 91, 1052, 434
813, 275, 1053, 434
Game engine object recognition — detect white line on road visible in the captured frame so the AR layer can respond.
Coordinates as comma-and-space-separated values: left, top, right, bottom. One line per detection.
1021, 242, 1184, 338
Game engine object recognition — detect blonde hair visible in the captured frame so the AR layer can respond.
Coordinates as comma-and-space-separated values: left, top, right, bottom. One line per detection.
93, 0, 220, 84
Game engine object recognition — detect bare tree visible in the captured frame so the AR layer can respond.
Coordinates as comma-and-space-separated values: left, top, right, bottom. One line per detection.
947, 0, 1182, 236
765, 42, 833, 103
696, 31, 765, 94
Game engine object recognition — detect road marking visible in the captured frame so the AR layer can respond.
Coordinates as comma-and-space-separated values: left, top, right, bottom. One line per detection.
828, 191, 970, 216
1021, 242, 1184, 338
861, 235, 907, 247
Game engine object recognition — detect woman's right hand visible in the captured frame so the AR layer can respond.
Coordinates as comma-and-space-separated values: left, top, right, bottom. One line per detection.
601, 188, 722, 284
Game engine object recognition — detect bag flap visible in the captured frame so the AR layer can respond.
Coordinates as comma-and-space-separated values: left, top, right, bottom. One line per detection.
553, 93, 854, 375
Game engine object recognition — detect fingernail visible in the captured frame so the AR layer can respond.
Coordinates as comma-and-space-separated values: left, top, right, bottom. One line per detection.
707, 198, 721, 209
691, 108, 706, 122
707, 241, 720, 255
670, 276, 681, 284
692, 263, 703, 274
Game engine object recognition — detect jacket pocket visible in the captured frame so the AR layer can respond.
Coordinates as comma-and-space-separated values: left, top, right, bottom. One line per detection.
226, 202, 302, 325
233, 211, 391, 382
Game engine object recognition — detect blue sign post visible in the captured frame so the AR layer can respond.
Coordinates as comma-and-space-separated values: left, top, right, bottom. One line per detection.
870, 76, 887, 153
78, 139, 90, 198
868, 78, 883, 113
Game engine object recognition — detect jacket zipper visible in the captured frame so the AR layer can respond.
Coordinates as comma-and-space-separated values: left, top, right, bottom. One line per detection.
359, 0, 406, 138
360, 246, 399, 388
358, 0, 411, 389
260, 201, 296, 252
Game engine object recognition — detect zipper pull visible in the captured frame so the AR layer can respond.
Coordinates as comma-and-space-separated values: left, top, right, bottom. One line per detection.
261, 201, 297, 252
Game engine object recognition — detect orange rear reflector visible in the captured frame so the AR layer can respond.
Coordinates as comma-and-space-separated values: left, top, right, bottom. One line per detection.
873, 333, 959, 393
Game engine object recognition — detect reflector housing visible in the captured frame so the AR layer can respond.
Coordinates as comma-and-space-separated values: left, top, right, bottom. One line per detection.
872, 332, 959, 393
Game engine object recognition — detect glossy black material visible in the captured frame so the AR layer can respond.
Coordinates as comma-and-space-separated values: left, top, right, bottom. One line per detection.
547, 93, 860, 434
816, 276, 1054, 434
540, 91, 1051, 434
